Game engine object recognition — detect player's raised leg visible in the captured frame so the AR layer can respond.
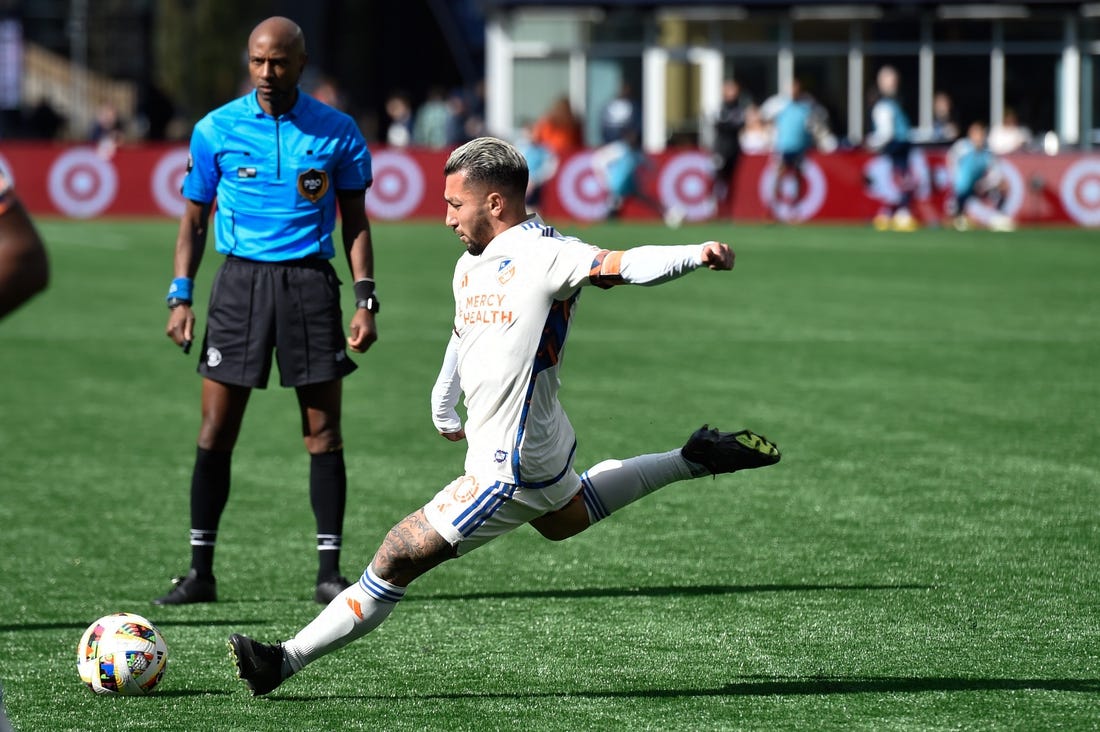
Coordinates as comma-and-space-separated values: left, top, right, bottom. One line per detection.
532, 425, 780, 539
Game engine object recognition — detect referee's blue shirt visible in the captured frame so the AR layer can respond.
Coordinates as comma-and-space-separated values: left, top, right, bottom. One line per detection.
182, 89, 372, 262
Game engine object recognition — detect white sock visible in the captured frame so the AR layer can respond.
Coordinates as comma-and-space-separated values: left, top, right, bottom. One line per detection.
281, 565, 405, 675
579, 449, 697, 523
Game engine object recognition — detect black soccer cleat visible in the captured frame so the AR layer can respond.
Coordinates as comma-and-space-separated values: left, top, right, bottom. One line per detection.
228, 633, 287, 697
314, 575, 352, 604
152, 569, 217, 605
681, 424, 781, 475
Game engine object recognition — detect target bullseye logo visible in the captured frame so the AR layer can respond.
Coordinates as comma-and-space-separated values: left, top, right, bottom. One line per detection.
1060, 159, 1100, 227
48, 148, 118, 218
758, 158, 827, 222
365, 150, 425, 220
556, 152, 609, 221
151, 148, 190, 218
658, 152, 716, 221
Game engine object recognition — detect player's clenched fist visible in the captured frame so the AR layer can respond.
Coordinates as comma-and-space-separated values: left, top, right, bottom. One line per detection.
701, 241, 734, 270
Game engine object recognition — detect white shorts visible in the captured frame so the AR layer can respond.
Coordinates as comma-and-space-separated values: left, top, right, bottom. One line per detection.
423, 469, 582, 555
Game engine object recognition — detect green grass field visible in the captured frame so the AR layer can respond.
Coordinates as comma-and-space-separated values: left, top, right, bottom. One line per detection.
1, 218, 1098, 731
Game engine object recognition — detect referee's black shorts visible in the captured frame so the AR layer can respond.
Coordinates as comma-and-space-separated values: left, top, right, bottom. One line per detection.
197, 256, 357, 388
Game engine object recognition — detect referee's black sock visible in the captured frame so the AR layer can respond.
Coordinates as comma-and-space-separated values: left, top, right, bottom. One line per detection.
189, 446, 231, 579
310, 450, 347, 583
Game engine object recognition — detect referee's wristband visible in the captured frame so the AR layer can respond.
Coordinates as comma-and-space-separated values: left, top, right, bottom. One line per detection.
166, 276, 193, 306
353, 278, 380, 313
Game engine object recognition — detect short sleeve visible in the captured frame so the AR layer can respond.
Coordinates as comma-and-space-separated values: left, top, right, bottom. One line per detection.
334, 119, 372, 191
180, 118, 218, 204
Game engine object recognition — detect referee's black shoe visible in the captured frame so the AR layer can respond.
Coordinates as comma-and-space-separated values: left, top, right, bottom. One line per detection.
681, 425, 781, 476
314, 575, 352, 604
152, 569, 217, 605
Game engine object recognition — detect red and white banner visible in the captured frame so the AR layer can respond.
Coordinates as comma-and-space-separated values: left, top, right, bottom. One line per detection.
1, 142, 1097, 227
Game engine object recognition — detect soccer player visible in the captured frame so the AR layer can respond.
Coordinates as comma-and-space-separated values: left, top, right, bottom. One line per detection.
0, 161, 49, 320
228, 136, 780, 696
866, 65, 918, 231
760, 77, 836, 220
946, 121, 1014, 232
156, 17, 377, 606
711, 78, 751, 217
591, 127, 685, 227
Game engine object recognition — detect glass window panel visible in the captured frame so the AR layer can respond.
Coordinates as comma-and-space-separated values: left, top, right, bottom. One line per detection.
724, 56, 776, 108
934, 20, 990, 43
513, 57, 572, 130
794, 56, 849, 136
1003, 18, 1063, 43
793, 21, 855, 44
511, 13, 585, 46
1005, 54, 1058, 134
934, 56, 990, 133
720, 18, 781, 43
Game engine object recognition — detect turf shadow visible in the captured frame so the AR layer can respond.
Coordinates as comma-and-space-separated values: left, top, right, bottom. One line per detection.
269, 676, 1100, 703
406, 583, 932, 603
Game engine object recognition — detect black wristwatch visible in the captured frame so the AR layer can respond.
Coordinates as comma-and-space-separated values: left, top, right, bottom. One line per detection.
356, 294, 380, 313
353, 278, 379, 313
166, 297, 191, 310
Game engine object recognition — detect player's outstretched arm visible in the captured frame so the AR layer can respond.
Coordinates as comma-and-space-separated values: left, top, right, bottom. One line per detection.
586, 240, 735, 289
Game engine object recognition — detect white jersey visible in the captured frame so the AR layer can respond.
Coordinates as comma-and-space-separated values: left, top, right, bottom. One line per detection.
432, 215, 707, 486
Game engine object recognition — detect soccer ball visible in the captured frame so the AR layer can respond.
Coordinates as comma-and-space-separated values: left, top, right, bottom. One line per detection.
77, 612, 168, 695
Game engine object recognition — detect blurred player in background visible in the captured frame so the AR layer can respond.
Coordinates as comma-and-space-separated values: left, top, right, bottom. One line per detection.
760, 77, 836, 220
0, 162, 49, 320
946, 121, 1015, 232
711, 78, 751, 217
591, 128, 685, 227
227, 136, 780, 696
866, 65, 918, 231
156, 16, 378, 606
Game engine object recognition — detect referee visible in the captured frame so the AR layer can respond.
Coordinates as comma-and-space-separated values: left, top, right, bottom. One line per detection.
158, 16, 378, 605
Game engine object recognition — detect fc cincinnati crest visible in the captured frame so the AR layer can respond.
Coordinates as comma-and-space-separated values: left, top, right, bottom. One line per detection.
497, 258, 515, 285
297, 168, 329, 203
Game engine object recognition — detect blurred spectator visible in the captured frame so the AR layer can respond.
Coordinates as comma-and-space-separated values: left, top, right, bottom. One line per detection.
531, 96, 584, 159
384, 91, 414, 148
591, 128, 684, 227
600, 81, 640, 144
413, 86, 450, 148
445, 88, 474, 146
739, 105, 772, 154
308, 76, 346, 110
711, 78, 751, 215
515, 121, 558, 210
931, 91, 959, 143
988, 108, 1032, 154
90, 103, 124, 159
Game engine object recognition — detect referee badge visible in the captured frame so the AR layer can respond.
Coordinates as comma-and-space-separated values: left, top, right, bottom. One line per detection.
297, 168, 329, 203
